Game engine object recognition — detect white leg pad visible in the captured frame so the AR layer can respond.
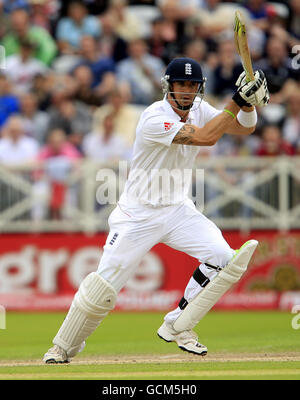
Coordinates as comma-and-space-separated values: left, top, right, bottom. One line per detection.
173, 240, 258, 332
53, 272, 117, 357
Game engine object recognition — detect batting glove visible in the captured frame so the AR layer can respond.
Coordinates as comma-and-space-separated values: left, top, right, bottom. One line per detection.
233, 70, 269, 107
235, 70, 248, 87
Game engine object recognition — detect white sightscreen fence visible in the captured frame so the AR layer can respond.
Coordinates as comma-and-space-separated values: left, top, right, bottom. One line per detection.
0, 157, 299, 233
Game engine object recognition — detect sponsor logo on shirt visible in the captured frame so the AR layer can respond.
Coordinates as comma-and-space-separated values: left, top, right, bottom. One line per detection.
164, 122, 174, 131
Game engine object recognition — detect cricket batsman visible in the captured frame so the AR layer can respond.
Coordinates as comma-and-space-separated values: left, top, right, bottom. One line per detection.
43, 57, 269, 363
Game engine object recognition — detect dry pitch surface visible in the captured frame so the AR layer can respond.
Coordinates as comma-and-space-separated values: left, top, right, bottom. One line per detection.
1, 353, 300, 380
1, 352, 300, 366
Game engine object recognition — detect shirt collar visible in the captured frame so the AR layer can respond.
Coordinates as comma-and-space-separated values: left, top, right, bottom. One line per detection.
162, 95, 182, 121
162, 95, 193, 123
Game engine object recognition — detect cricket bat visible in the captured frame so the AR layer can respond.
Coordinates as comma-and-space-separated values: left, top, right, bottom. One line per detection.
234, 10, 255, 82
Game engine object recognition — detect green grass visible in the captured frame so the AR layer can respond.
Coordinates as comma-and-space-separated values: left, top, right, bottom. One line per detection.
0, 361, 300, 380
0, 311, 299, 379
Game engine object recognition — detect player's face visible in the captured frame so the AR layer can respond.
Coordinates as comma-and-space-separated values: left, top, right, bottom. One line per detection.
171, 81, 199, 106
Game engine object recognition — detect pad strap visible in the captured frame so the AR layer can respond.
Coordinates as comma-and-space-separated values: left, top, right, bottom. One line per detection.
193, 267, 210, 287
204, 262, 222, 272
179, 297, 188, 310
178, 268, 210, 310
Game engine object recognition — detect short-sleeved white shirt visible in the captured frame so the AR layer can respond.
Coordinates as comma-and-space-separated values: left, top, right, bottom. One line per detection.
118, 96, 221, 208
0, 136, 39, 164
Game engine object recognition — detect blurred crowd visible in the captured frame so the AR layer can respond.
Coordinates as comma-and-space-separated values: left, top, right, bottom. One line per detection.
0, 0, 299, 219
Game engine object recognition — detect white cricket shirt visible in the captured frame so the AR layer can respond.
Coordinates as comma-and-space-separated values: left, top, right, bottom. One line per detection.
118, 96, 221, 209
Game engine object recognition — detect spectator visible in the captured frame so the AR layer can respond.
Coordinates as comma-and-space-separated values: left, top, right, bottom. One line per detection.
268, 1, 299, 50
72, 64, 104, 106
245, 0, 269, 31
296, 140, 300, 155
282, 92, 300, 149
254, 37, 299, 99
189, 2, 266, 60
28, 0, 56, 33
1, 8, 57, 66
0, 114, 39, 165
106, 0, 142, 42
288, 0, 300, 40
2, 0, 29, 13
157, 0, 198, 46
147, 16, 179, 65
34, 128, 81, 220
48, 97, 92, 150
0, 75, 20, 128
98, 10, 128, 63
0, 0, 11, 39
116, 38, 165, 105
190, 0, 243, 38
4, 39, 49, 94
92, 86, 142, 146
56, 0, 101, 54
216, 133, 260, 157
201, 0, 220, 13
37, 127, 81, 160
157, 0, 197, 23
183, 39, 215, 96
47, 72, 78, 103
212, 39, 243, 100
255, 123, 294, 210
256, 125, 294, 156
31, 72, 52, 111
83, 113, 132, 161
19, 92, 50, 144
77, 35, 116, 92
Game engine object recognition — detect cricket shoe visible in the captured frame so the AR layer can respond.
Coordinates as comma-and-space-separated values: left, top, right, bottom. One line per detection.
43, 341, 86, 364
157, 321, 207, 356
43, 345, 70, 364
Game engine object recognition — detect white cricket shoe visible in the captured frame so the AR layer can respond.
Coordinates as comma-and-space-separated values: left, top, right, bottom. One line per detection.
157, 321, 207, 356
43, 345, 70, 364
43, 341, 86, 364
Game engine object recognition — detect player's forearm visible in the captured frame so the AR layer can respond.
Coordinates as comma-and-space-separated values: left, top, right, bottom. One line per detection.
226, 105, 257, 135
195, 102, 257, 142
194, 100, 240, 146
173, 100, 241, 146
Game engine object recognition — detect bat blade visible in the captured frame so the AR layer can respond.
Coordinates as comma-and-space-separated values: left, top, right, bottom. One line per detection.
234, 10, 255, 82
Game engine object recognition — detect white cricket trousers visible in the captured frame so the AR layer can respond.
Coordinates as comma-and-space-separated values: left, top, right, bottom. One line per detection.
97, 199, 235, 324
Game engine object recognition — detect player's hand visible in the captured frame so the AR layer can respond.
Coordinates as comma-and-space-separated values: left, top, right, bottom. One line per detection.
235, 70, 250, 87
239, 70, 269, 107
235, 69, 266, 87
233, 70, 269, 107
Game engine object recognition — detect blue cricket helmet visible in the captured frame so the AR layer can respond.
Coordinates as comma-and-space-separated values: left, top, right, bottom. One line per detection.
164, 57, 204, 83
161, 57, 206, 111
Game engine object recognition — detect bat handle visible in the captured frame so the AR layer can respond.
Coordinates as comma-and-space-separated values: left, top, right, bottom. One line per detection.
249, 71, 255, 81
